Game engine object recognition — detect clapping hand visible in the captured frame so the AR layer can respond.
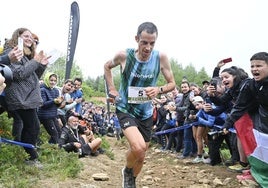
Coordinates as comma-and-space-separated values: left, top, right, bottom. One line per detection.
34, 50, 51, 65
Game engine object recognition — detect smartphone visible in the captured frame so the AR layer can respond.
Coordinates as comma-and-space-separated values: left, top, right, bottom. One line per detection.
18, 37, 24, 51
210, 79, 217, 90
222, 57, 232, 63
205, 98, 211, 104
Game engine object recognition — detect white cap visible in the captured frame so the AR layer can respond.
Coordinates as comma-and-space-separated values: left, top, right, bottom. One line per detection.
192, 96, 204, 104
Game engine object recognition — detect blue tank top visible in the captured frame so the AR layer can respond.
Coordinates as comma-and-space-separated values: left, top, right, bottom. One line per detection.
116, 48, 160, 120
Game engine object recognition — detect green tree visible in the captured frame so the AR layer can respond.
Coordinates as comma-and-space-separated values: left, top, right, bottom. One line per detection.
94, 76, 102, 91
195, 67, 211, 86
84, 76, 96, 88
81, 82, 105, 101
182, 63, 197, 83
170, 58, 184, 85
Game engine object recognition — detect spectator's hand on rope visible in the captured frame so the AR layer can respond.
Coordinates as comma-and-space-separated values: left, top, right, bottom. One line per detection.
223, 128, 229, 135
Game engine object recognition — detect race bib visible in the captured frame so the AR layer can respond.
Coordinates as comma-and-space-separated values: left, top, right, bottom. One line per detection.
128, 86, 151, 104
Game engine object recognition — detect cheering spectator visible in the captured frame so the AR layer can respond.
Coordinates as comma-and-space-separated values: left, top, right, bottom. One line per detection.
3, 28, 49, 167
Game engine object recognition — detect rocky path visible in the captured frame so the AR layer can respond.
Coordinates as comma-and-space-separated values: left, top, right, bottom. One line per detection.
37, 136, 258, 188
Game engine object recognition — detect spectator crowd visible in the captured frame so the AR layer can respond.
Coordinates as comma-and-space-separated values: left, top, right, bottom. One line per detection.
0, 28, 121, 169
1, 27, 267, 187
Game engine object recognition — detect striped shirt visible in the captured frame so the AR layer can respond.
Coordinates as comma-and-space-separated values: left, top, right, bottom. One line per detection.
116, 48, 160, 120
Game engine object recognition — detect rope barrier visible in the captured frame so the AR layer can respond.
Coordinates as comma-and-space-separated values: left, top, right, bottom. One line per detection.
154, 122, 236, 135
0, 137, 35, 149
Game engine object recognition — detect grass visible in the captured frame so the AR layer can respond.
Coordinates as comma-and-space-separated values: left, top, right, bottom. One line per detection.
0, 139, 84, 187
101, 136, 115, 160
0, 112, 113, 188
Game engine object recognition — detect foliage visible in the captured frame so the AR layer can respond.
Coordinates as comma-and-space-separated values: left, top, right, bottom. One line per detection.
0, 142, 83, 187
0, 115, 83, 187
0, 145, 32, 188
88, 66, 121, 94
170, 58, 184, 83
0, 113, 111, 187
0, 112, 13, 138
157, 60, 211, 88
38, 143, 83, 179
82, 83, 105, 101
99, 136, 114, 160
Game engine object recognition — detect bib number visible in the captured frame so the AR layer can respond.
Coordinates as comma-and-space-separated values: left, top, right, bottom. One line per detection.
128, 86, 151, 104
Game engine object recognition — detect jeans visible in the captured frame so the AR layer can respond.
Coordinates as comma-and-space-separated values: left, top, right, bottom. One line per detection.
165, 129, 184, 152
182, 127, 197, 156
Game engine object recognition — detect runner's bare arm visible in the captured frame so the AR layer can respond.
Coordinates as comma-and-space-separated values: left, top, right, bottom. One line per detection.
104, 51, 127, 97
159, 52, 176, 93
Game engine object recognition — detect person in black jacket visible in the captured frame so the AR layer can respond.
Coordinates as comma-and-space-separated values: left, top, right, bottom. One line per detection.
58, 115, 102, 157
176, 81, 197, 159
207, 66, 250, 172
222, 52, 268, 186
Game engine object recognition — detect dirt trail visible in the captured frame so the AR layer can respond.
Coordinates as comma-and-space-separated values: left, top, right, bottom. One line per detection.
37, 136, 256, 188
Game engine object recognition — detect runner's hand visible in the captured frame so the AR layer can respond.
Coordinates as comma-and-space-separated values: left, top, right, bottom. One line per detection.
144, 87, 158, 99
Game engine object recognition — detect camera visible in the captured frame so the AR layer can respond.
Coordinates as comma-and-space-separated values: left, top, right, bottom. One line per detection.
0, 63, 13, 86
